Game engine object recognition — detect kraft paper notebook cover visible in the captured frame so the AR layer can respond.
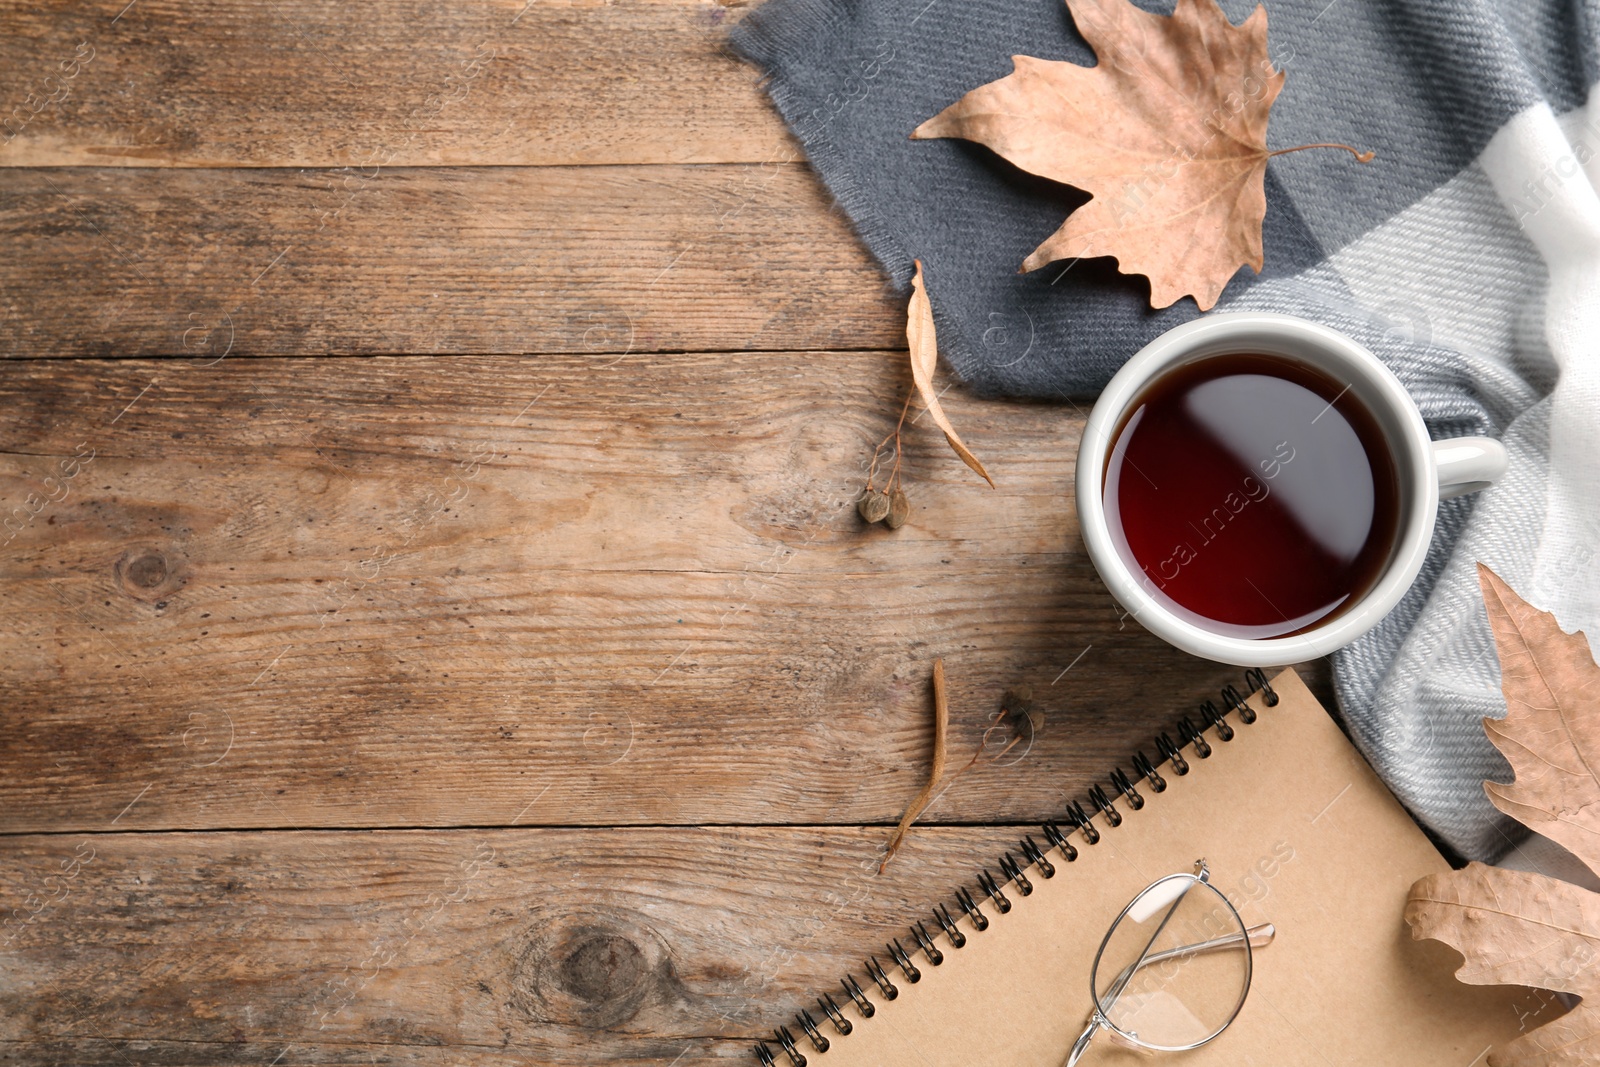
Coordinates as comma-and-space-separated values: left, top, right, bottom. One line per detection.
757, 669, 1552, 1067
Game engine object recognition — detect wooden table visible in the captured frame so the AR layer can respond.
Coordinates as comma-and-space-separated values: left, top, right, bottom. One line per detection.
0, 3, 1329, 1063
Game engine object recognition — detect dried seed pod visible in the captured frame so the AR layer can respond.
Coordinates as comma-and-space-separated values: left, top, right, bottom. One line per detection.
885, 489, 911, 529
858, 491, 890, 523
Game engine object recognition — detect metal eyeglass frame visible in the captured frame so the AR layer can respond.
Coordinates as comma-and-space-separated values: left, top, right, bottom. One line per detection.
1063, 859, 1275, 1066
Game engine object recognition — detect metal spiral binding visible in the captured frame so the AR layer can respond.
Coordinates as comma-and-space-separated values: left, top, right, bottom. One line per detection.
1220, 683, 1255, 724
932, 903, 965, 947
1041, 820, 1078, 862
998, 851, 1033, 895
840, 975, 874, 1017
1087, 783, 1122, 826
1064, 799, 1101, 843
911, 921, 943, 965
816, 993, 851, 1035
976, 868, 1011, 913
773, 1026, 807, 1067
752, 669, 1278, 1064
1177, 716, 1212, 759
1199, 699, 1235, 741
796, 1009, 830, 1052
1019, 835, 1056, 877
864, 956, 898, 1000
1109, 767, 1145, 809
886, 938, 922, 982
1131, 750, 1166, 792
1155, 731, 1189, 775
1246, 667, 1279, 706
953, 886, 989, 929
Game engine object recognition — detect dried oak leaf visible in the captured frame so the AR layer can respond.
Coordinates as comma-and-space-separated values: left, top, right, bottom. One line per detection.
912, 0, 1364, 310
1404, 564, 1600, 1066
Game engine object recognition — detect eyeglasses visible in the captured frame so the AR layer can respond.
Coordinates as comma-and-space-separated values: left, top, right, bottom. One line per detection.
1064, 860, 1274, 1065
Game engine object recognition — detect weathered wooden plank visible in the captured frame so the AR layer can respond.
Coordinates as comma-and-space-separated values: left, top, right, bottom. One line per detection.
0, 352, 1318, 832
0, 826, 1027, 1065
0, 164, 899, 358
0, 0, 793, 168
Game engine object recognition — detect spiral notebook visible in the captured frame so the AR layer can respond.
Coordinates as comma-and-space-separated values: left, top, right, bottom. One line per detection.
756, 669, 1553, 1067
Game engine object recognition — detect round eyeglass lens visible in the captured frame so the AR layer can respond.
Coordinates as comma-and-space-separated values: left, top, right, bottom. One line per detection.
1091, 874, 1252, 1051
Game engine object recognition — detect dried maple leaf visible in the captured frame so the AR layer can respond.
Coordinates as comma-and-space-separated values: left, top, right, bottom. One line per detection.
1404, 564, 1600, 1066
911, 0, 1370, 310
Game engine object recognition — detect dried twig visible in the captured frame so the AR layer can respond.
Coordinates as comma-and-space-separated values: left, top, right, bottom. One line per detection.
880, 659, 949, 873
880, 675, 1040, 873
865, 390, 914, 496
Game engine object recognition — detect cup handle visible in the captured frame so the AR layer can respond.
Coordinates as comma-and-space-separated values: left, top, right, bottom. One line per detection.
1432, 437, 1508, 499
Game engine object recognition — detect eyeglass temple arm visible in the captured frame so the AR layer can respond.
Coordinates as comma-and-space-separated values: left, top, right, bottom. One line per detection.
1146, 921, 1276, 966
1062, 1016, 1099, 1067
1104, 922, 1277, 994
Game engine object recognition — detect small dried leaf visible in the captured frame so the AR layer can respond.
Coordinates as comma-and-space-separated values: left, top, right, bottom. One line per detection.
1404, 565, 1600, 1065
907, 261, 994, 488
857, 491, 890, 524
885, 489, 910, 529
881, 658, 950, 873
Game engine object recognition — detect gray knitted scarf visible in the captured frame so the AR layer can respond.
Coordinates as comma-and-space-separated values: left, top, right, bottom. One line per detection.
732, 0, 1600, 863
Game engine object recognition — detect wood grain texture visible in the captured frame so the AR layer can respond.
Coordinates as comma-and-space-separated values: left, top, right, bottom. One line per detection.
0, 7, 1343, 1063
0, 164, 899, 358
0, 352, 1321, 834
0, 825, 1048, 1065
0, 0, 794, 168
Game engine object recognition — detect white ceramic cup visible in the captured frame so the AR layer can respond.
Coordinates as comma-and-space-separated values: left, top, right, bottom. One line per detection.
1076, 312, 1508, 667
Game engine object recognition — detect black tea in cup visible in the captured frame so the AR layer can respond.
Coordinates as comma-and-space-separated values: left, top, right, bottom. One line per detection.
1103, 353, 1402, 640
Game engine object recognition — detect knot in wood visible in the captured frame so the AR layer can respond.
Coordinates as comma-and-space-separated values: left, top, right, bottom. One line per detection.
559, 933, 645, 1002
127, 552, 166, 588
511, 907, 681, 1030
115, 545, 186, 601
